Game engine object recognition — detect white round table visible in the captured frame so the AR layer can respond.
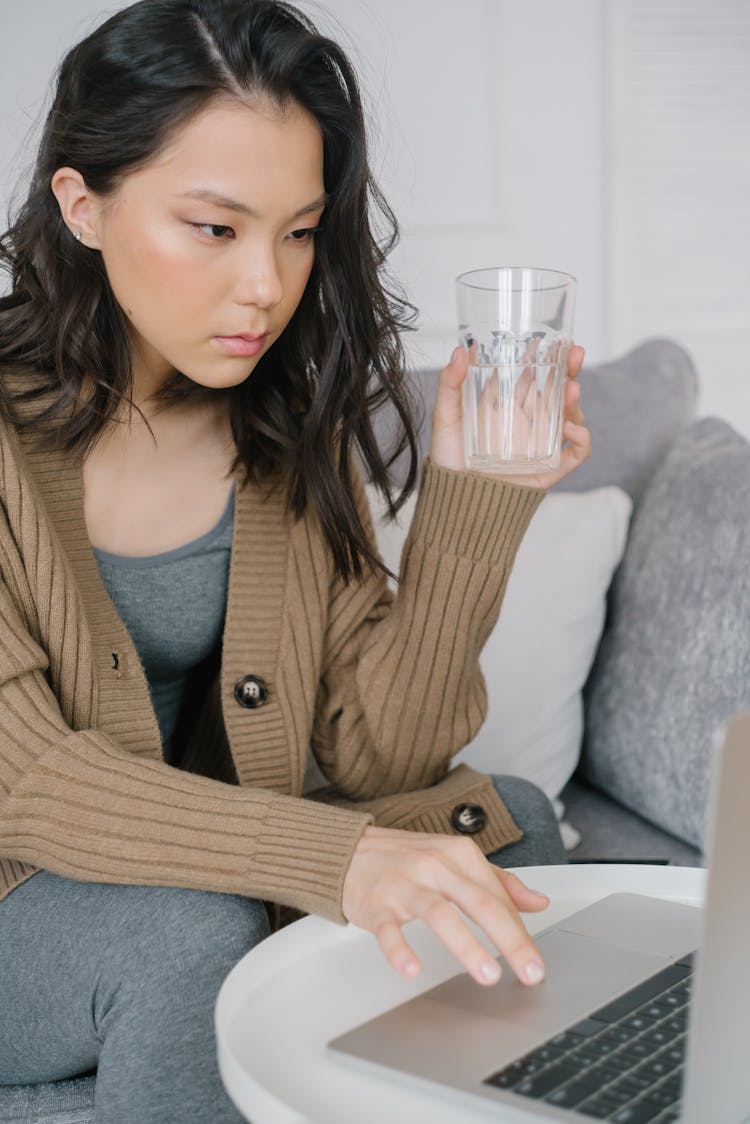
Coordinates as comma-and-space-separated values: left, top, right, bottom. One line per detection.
215, 864, 705, 1124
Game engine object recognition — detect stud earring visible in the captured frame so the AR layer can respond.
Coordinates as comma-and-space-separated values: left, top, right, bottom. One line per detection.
73, 230, 82, 241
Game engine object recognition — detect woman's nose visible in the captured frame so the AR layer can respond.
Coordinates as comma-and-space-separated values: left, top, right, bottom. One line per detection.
233, 248, 283, 309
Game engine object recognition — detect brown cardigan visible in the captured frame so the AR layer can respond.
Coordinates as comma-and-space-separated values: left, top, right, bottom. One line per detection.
0, 368, 545, 924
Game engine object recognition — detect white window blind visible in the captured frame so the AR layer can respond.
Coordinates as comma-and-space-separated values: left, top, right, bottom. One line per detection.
607, 0, 750, 432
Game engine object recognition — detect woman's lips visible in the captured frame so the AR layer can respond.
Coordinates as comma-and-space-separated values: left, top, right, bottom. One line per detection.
214, 333, 268, 357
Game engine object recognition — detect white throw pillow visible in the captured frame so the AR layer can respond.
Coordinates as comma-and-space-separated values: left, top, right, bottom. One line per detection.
364, 482, 632, 800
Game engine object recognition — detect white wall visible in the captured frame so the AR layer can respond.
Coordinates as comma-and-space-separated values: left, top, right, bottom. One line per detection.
306, 0, 608, 371
1, 0, 748, 434
0, 4, 122, 202
606, 0, 750, 432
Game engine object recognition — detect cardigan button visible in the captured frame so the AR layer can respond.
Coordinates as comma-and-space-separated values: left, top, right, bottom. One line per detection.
234, 675, 269, 709
451, 803, 487, 835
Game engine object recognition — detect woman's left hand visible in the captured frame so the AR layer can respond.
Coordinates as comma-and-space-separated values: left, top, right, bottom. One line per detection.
429, 343, 591, 490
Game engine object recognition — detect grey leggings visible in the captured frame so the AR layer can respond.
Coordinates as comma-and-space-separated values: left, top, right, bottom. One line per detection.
0, 775, 565, 1122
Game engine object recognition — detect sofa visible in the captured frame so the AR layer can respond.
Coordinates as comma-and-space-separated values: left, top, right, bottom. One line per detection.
3, 337, 749, 1122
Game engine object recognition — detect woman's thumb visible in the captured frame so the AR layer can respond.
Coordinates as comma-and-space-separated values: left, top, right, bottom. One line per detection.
443, 346, 468, 389
433, 346, 467, 428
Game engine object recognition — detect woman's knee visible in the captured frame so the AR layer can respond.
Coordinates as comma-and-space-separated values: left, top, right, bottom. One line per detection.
92, 887, 270, 1037
103, 886, 270, 990
488, 774, 567, 867
491, 774, 559, 831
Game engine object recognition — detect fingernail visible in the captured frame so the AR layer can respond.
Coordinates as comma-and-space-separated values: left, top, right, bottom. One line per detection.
480, 960, 501, 983
403, 959, 420, 977
449, 347, 458, 365
524, 960, 545, 984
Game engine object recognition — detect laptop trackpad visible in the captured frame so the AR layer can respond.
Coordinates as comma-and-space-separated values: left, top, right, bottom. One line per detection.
428, 926, 668, 1035
330, 895, 703, 1087
331, 927, 679, 1084
428, 894, 702, 1037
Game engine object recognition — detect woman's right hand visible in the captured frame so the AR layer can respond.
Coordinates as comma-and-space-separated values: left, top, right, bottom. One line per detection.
342, 825, 550, 987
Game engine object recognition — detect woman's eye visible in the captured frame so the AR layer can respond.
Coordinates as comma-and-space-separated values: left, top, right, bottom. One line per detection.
288, 227, 321, 244
190, 223, 234, 240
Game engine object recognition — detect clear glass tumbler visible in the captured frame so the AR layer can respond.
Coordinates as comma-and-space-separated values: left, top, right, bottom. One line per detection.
456, 266, 577, 474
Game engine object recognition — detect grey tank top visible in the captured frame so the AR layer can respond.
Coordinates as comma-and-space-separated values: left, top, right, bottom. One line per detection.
92, 484, 234, 764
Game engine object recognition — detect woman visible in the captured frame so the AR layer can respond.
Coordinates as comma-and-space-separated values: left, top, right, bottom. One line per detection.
0, 0, 590, 1119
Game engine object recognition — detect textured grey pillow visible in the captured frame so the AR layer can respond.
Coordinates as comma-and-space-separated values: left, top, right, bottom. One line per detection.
372, 337, 698, 501
553, 337, 698, 503
581, 417, 750, 849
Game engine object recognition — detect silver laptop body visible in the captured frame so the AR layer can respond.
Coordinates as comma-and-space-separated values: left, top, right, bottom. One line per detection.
329, 710, 750, 1123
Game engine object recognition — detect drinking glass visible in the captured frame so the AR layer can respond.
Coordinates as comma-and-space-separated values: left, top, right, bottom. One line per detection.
456, 266, 577, 473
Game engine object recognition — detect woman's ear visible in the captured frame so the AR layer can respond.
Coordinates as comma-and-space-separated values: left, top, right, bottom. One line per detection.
49, 166, 103, 249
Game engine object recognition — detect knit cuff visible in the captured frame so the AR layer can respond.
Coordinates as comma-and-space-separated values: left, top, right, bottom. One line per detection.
408, 458, 546, 568
253, 795, 374, 924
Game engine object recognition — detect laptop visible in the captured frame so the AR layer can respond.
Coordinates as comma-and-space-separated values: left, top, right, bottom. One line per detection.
328, 710, 750, 1123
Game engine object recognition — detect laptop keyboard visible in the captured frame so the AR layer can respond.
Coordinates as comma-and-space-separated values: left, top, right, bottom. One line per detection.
483, 954, 695, 1122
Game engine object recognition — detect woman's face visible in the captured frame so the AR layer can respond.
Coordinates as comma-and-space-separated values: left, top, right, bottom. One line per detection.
55, 97, 326, 396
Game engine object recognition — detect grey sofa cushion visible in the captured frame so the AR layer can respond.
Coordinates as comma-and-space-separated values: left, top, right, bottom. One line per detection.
559, 777, 701, 866
553, 337, 699, 503
581, 417, 750, 849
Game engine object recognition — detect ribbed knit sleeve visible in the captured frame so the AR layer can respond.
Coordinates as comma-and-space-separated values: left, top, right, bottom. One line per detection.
0, 576, 372, 923
310, 457, 546, 799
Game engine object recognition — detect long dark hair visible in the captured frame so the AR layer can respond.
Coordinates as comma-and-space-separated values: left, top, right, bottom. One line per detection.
0, 0, 420, 581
